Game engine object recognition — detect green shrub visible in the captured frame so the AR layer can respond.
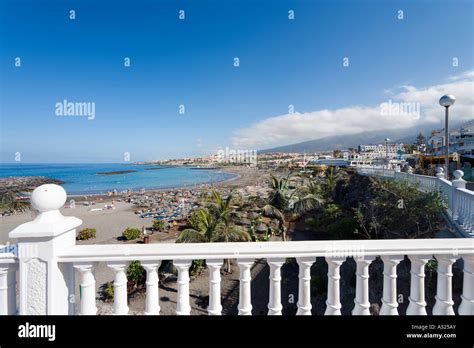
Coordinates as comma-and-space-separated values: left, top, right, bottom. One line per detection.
153, 219, 166, 231
122, 227, 141, 240
103, 282, 114, 299
127, 261, 146, 285
190, 259, 205, 277
326, 217, 358, 239
76, 228, 96, 240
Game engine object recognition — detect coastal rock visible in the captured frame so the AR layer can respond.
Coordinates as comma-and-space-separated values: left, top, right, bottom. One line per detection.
0, 176, 64, 195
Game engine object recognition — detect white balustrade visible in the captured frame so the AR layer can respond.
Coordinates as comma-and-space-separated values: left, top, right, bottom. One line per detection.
380, 255, 403, 315
325, 257, 345, 315
237, 259, 254, 315
0, 264, 17, 315
107, 262, 129, 315
296, 257, 314, 315
206, 259, 223, 315
457, 188, 473, 233
459, 254, 474, 315
174, 260, 192, 315
406, 256, 430, 315
433, 255, 458, 315
352, 256, 375, 315
142, 261, 161, 315
267, 258, 284, 315
2, 183, 473, 317
74, 263, 97, 315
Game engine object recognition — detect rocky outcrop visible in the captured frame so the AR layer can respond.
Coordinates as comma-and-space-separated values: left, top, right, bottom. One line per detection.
0, 176, 64, 195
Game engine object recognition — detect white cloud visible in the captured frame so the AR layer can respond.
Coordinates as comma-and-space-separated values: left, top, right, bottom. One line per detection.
231, 70, 474, 149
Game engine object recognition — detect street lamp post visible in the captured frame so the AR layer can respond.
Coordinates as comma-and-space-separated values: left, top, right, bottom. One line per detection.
439, 95, 455, 179
385, 138, 390, 168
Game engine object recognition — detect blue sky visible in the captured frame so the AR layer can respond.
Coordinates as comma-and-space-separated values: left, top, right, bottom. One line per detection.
1, 0, 473, 162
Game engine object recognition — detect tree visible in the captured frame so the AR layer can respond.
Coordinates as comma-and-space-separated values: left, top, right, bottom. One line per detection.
416, 132, 426, 146
291, 180, 325, 214
322, 167, 343, 200
333, 150, 342, 158
263, 174, 324, 241
403, 144, 416, 154
152, 219, 166, 231
353, 177, 444, 239
0, 192, 31, 214
177, 192, 251, 272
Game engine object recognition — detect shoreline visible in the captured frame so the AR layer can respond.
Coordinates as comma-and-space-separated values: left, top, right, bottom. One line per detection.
65, 170, 242, 198
1, 166, 252, 200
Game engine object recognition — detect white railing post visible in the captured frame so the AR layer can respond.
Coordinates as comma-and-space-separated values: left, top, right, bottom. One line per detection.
0, 265, 16, 315
267, 258, 285, 315
296, 257, 314, 315
352, 256, 375, 315
9, 184, 82, 315
107, 262, 129, 315
142, 261, 161, 315
433, 254, 458, 315
435, 167, 444, 190
459, 254, 474, 315
174, 260, 192, 315
237, 258, 254, 315
380, 255, 403, 315
406, 255, 430, 315
206, 259, 223, 315
325, 256, 345, 315
73, 263, 97, 315
451, 170, 466, 221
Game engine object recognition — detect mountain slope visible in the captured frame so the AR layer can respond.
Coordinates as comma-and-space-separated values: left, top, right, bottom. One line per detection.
258, 122, 460, 153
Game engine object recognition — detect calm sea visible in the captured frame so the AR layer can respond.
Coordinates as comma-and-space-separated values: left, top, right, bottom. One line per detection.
0, 163, 237, 195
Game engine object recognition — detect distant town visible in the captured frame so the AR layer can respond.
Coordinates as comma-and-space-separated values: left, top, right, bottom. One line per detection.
138, 120, 474, 181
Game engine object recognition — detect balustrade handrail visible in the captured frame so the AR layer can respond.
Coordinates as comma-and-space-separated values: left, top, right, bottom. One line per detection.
457, 187, 474, 196
56, 238, 474, 263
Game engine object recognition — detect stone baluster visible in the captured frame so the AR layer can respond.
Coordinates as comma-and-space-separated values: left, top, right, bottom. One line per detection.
296, 257, 315, 315
452, 170, 466, 221
352, 256, 375, 315
325, 257, 345, 315
433, 254, 458, 315
207, 259, 223, 315
0, 264, 16, 315
237, 259, 254, 315
74, 263, 97, 315
142, 261, 161, 315
108, 262, 129, 315
459, 254, 474, 315
267, 258, 285, 315
174, 261, 192, 315
380, 255, 403, 315
406, 256, 430, 315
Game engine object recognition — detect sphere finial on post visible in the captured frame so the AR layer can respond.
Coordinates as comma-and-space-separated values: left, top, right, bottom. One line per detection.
453, 170, 464, 181
31, 184, 67, 212
435, 167, 445, 179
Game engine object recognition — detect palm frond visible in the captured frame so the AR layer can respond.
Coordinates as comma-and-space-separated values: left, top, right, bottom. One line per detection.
176, 228, 208, 243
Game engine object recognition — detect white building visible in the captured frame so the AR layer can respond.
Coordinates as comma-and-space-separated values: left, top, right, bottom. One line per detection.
358, 143, 404, 159
427, 120, 474, 157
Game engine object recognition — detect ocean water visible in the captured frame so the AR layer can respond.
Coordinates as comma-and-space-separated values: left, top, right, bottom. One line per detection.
0, 163, 237, 195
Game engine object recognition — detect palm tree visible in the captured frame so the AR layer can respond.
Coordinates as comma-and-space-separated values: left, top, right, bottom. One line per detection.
291, 180, 325, 214
177, 192, 250, 272
263, 174, 324, 241
177, 208, 218, 243
207, 190, 233, 224
0, 191, 31, 214
323, 167, 345, 200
